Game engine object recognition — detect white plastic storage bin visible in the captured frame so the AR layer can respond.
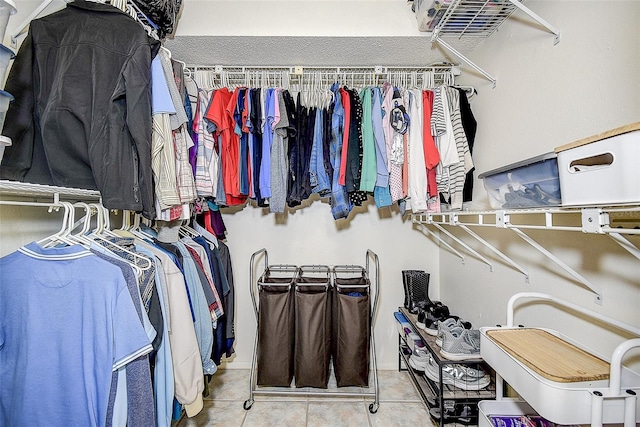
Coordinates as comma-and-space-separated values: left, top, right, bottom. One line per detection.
0, 43, 15, 84
478, 153, 562, 209
414, 0, 452, 32
0, 0, 16, 41
406, 331, 425, 353
555, 123, 640, 207
0, 88, 13, 132
478, 400, 538, 427
394, 311, 411, 339
0, 134, 10, 162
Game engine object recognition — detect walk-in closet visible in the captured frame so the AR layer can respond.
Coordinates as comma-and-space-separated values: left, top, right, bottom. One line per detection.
0, 1, 638, 426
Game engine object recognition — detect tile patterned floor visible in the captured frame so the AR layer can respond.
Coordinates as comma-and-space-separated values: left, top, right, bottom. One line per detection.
176, 369, 442, 427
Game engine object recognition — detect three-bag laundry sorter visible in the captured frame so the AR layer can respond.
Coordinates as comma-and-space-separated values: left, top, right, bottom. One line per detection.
243, 248, 380, 414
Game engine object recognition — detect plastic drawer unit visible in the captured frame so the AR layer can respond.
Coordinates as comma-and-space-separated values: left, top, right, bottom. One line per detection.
555, 122, 640, 207
478, 152, 561, 209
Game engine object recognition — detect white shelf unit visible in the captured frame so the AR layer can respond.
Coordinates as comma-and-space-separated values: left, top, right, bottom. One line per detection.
428, 0, 560, 86
479, 292, 640, 427
0, 180, 101, 207
412, 206, 640, 304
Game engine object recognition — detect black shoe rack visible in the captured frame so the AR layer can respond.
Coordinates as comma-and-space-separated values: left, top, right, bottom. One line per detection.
398, 308, 496, 426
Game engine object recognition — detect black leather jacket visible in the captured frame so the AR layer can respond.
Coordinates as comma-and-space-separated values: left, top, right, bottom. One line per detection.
0, 1, 160, 218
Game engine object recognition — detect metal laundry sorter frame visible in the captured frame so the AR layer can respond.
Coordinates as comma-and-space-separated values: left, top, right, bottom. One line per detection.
243, 248, 380, 414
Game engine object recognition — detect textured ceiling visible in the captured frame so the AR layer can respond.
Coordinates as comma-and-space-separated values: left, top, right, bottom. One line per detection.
163, 35, 484, 68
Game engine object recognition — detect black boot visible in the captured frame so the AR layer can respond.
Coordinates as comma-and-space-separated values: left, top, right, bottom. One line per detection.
401, 270, 415, 310
402, 270, 431, 313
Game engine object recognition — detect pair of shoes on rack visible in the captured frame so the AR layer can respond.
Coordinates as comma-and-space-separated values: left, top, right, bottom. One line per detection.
407, 346, 430, 372
440, 327, 482, 361
403, 270, 450, 316
416, 302, 451, 331
429, 401, 478, 425
435, 317, 472, 346
424, 315, 472, 338
402, 269, 431, 314
423, 354, 490, 391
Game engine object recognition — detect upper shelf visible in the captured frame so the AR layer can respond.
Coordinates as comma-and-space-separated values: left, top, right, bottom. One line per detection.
430, 0, 520, 38
427, 0, 560, 86
0, 180, 101, 204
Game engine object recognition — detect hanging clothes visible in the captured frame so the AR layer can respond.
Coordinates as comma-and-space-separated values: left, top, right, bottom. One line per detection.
384, 85, 406, 203
260, 88, 276, 200
345, 88, 367, 206
91, 246, 156, 427
250, 88, 266, 205
422, 90, 441, 213
134, 244, 175, 427
136, 240, 205, 418
205, 88, 237, 206
407, 89, 428, 213
432, 85, 457, 201
0, 1, 159, 218
132, 0, 182, 39
194, 89, 219, 198
310, 108, 331, 197
151, 55, 181, 211
457, 88, 477, 202
270, 90, 291, 213
0, 242, 154, 426
444, 86, 474, 210
359, 87, 377, 193
183, 71, 476, 219
329, 83, 352, 219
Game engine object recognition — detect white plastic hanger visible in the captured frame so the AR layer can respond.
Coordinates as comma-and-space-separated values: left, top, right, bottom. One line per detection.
86, 203, 152, 271
37, 201, 77, 248
128, 212, 156, 241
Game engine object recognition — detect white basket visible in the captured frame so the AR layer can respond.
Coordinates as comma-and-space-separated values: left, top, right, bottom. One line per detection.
0, 0, 16, 42
557, 129, 640, 206
0, 134, 10, 163
0, 88, 12, 133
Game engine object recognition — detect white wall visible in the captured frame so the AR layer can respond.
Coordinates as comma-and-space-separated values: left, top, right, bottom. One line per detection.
447, 0, 640, 371
218, 199, 441, 369
173, 0, 421, 37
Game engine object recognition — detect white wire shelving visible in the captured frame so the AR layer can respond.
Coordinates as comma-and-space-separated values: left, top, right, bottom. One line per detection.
0, 180, 101, 207
426, 0, 561, 86
412, 206, 640, 305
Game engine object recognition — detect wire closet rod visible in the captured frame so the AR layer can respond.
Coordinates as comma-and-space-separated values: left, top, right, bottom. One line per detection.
184, 64, 461, 74
184, 64, 464, 90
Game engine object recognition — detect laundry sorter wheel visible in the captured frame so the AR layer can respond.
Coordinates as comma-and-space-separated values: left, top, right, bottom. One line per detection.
368, 403, 379, 414
243, 399, 254, 410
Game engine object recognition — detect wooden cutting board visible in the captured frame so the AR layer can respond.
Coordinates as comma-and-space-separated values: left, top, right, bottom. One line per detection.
486, 328, 610, 383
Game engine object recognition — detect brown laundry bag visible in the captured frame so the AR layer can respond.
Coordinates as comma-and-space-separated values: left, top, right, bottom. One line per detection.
256, 282, 295, 387
294, 279, 332, 388
332, 277, 370, 387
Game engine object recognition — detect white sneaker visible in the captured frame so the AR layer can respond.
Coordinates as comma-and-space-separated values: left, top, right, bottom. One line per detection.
440, 328, 482, 361
423, 355, 490, 391
408, 347, 430, 371
435, 318, 462, 347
